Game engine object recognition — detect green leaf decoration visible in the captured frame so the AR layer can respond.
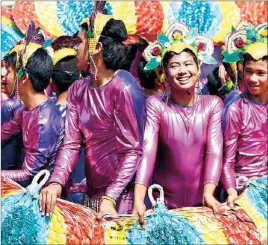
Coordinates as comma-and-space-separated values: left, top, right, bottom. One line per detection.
44, 39, 53, 48
202, 55, 218, 65
231, 25, 236, 32
223, 51, 241, 63
157, 34, 169, 46
246, 25, 257, 42
87, 29, 94, 38
144, 58, 161, 70
17, 67, 25, 78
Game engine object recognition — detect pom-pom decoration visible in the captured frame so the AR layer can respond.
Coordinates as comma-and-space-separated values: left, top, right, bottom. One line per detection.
1, 170, 267, 244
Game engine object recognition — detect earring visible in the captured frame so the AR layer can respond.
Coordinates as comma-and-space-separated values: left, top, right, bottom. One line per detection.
234, 70, 238, 91
89, 53, 98, 80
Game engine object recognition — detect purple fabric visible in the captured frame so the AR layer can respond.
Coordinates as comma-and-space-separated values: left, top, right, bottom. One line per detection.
56, 103, 87, 204
221, 93, 268, 190
1, 98, 24, 170
136, 94, 223, 208
1, 98, 64, 186
49, 70, 146, 208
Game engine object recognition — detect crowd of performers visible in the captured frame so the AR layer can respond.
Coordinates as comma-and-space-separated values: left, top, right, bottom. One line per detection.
1, 4, 267, 225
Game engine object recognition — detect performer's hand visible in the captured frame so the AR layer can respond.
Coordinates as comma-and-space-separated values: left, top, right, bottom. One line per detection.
39, 183, 62, 216
96, 199, 117, 221
203, 194, 221, 213
132, 200, 146, 228
226, 188, 238, 208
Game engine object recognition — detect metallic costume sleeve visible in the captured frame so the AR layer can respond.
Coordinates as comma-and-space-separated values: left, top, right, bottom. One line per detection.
1, 106, 23, 142
203, 99, 224, 185
49, 84, 82, 187
2, 103, 64, 185
221, 103, 241, 190
105, 86, 144, 201
135, 96, 161, 187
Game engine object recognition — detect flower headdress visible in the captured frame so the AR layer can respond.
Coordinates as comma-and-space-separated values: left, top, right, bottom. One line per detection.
50, 36, 81, 66
222, 22, 268, 63
143, 22, 217, 71
80, 1, 112, 53
16, 20, 46, 78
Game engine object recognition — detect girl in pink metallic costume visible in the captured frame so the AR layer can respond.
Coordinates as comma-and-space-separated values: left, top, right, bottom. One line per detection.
133, 22, 224, 224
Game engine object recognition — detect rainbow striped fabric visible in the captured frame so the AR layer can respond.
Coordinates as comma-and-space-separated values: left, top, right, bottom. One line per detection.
1, 175, 267, 244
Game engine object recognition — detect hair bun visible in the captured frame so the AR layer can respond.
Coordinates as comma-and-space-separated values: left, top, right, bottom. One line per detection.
101, 19, 128, 43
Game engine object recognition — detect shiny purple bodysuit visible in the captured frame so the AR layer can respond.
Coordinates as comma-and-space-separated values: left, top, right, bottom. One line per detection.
222, 93, 268, 191
136, 94, 223, 209
49, 70, 146, 213
1, 98, 65, 187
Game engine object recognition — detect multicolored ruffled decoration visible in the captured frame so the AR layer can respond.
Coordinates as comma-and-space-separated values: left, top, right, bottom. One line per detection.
2, 171, 267, 245
223, 22, 268, 63
1, 6, 24, 57
143, 22, 217, 70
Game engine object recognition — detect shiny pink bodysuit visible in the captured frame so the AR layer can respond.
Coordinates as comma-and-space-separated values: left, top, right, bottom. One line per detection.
49, 70, 146, 213
222, 93, 268, 191
136, 94, 224, 208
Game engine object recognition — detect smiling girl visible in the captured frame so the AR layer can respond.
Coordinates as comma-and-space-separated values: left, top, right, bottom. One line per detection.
133, 22, 224, 224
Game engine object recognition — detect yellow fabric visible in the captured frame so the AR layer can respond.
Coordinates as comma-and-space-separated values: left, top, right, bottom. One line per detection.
34, 1, 65, 37
212, 2, 241, 44
178, 209, 229, 244
108, 2, 137, 34
8, 44, 23, 55
53, 48, 76, 66
236, 192, 267, 244
164, 42, 198, 58
46, 206, 67, 244
88, 13, 112, 53
244, 42, 268, 60
22, 42, 42, 67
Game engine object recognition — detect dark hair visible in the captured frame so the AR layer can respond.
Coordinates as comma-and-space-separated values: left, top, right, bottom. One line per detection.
162, 49, 199, 70
52, 57, 80, 93
3, 52, 17, 68
243, 53, 268, 66
99, 19, 136, 71
25, 48, 53, 92
137, 57, 157, 89
206, 67, 222, 96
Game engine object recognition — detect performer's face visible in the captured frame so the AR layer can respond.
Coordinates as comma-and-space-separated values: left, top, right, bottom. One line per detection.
1, 61, 16, 94
76, 28, 89, 71
166, 51, 199, 92
244, 59, 268, 96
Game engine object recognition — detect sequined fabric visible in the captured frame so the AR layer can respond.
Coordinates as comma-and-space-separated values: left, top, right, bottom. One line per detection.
1, 98, 64, 186
49, 70, 146, 209
136, 94, 224, 208
222, 93, 268, 190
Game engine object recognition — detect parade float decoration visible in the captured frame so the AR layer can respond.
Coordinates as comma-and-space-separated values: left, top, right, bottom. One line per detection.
2, 0, 267, 48
1, 169, 267, 245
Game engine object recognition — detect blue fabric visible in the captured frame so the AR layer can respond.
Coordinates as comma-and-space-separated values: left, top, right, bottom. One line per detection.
119, 71, 146, 145
1, 99, 24, 170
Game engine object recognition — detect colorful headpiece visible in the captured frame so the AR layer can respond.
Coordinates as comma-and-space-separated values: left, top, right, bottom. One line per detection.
143, 22, 217, 70
50, 36, 81, 66
222, 22, 268, 63
80, 1, 112, 53
16, 20, 46, 78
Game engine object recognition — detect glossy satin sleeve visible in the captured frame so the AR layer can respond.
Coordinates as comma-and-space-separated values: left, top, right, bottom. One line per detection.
105, 87, 143, 201
135, 97, 161, 187
2, 115, 64, 184
49, 85, 82, 187
1, 107, 23, 142
204, 99, 224, 186
221, 105, 240, 189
